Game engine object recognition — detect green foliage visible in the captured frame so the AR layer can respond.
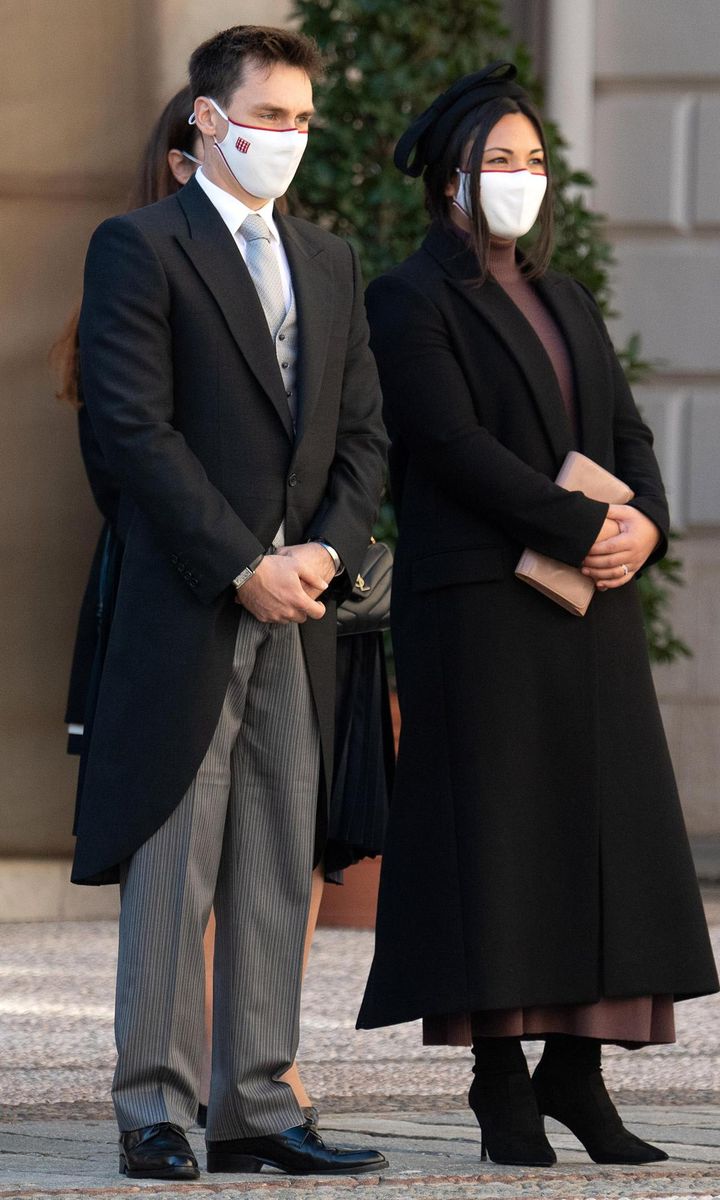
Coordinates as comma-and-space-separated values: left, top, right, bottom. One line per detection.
289, 0, 605, 294
616, 332, 655, 386
637, 540, 691, 664
292, 0, 689, 664
290, 0, 516, 278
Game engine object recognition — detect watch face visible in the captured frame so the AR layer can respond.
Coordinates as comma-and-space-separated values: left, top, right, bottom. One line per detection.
233, 567, 252, 589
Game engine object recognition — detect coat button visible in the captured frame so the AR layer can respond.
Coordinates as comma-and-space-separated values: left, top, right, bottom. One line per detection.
281, 361, 289, 369
288, 472, 298, 487
170, 554, 178, 564
278, 333, 286, 341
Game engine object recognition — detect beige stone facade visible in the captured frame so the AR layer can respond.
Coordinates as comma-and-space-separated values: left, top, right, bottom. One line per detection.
0, 0, 289, 871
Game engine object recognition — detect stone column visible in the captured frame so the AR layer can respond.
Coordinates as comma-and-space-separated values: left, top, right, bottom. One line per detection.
593, 0, 720, 849
0, 0, 156, 861
152, 0, 291, 105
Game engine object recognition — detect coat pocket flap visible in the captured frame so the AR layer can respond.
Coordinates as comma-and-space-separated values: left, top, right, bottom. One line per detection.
411, 547, 505, 592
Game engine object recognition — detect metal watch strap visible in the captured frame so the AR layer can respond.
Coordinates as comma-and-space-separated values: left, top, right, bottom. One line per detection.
232, 552, 265, 591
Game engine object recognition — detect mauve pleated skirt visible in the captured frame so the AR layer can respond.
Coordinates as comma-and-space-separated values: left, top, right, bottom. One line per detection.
424, 995, 676, 1048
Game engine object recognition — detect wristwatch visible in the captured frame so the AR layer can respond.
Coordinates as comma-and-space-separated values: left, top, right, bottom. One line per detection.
314, 539, 343, 577
232, 552, 265, 591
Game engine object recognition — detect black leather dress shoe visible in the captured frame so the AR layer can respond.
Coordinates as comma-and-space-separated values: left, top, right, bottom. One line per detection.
206, 1123, 388, 1175
302, 1104, 320, 1132
119, 1123, 199, 1180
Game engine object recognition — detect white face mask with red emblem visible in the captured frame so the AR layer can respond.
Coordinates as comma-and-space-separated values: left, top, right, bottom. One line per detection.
190, 98, 308, 199
455, 168, 547, 239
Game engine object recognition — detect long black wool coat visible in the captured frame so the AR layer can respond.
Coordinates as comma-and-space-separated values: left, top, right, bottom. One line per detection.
357, 223, 718, 1030
71, 176, 387, 885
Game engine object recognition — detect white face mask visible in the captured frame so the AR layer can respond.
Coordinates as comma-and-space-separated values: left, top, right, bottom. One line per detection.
190, 98, 308, 200
456, 168, 547, 240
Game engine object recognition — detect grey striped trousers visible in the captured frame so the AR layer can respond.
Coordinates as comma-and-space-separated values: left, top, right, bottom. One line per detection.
112, 611, 320, 1139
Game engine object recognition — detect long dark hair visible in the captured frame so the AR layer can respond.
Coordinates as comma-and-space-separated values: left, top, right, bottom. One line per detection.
424, 95, 553, 282
51, 87, 197, 408
126, 86, 196, 209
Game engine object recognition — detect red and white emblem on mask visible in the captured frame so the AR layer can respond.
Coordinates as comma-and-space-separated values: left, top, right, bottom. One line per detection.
199, 99, 308, 198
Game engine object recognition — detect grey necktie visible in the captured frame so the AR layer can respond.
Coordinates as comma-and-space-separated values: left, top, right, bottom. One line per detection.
240, 212, 287, 340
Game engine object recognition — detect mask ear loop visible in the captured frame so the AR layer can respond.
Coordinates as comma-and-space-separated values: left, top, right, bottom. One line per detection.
188, 100, 228, 168
452, 168, 472, 220
188, 98, 228, 126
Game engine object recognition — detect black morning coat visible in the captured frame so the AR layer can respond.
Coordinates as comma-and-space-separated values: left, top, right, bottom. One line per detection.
357, 222, 718, 1030
71, 176, 387, 885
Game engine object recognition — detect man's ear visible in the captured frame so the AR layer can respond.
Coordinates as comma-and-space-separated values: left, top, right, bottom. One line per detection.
193, 96, 221, 139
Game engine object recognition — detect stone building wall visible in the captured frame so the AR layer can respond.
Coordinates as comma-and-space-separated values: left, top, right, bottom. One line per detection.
1, 0, 155, 859
0, 0, 288, 863
593, 0, 720, 837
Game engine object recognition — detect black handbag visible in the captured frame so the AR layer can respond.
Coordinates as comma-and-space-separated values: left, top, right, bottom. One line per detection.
336, 539, 393, 636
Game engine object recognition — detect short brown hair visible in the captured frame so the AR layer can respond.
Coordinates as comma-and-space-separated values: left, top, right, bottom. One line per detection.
189, 25, 323, 107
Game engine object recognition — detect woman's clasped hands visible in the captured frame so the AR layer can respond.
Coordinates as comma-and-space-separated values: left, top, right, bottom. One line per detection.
581, 505, 661, 591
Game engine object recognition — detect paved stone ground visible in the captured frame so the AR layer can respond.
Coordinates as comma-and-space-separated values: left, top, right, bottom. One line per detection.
1, 892, 718, 1198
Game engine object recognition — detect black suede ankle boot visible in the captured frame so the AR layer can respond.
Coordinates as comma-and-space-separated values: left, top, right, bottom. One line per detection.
532, 1035, 668, 1164
469, 1037, 556, 1167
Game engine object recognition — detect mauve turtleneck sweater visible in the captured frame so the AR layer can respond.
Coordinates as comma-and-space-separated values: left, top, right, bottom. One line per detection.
487, 237, 579, 444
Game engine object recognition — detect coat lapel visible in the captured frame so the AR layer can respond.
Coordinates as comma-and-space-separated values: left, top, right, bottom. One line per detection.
175, 178, 294, 441
275, 213, 333, 444
533, 272, 611, 463
424, 224, 575, 469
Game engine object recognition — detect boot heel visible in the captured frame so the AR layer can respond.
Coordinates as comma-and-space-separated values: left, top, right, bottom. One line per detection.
206, 1151, 263, 1173
119, 1156, 127, 1175
469, 1067, 556, 1167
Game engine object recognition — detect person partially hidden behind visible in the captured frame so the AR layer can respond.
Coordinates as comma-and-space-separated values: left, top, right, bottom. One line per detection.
72, 25, 388, 1181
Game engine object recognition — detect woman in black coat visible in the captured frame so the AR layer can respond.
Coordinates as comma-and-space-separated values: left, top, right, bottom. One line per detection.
358, 63, 718, 1167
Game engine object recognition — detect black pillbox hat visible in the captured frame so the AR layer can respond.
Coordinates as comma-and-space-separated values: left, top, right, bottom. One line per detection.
394, 61, 529, 178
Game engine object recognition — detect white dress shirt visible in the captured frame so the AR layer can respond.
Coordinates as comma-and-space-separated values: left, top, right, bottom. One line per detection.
193, 169, 343, 577
195, 168, 293, 311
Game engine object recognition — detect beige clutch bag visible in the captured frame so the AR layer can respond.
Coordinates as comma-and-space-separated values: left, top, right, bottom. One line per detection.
515, 451, 634, 616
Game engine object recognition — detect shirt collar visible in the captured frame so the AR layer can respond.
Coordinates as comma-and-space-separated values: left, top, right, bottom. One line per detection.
196, 167, 278, 241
